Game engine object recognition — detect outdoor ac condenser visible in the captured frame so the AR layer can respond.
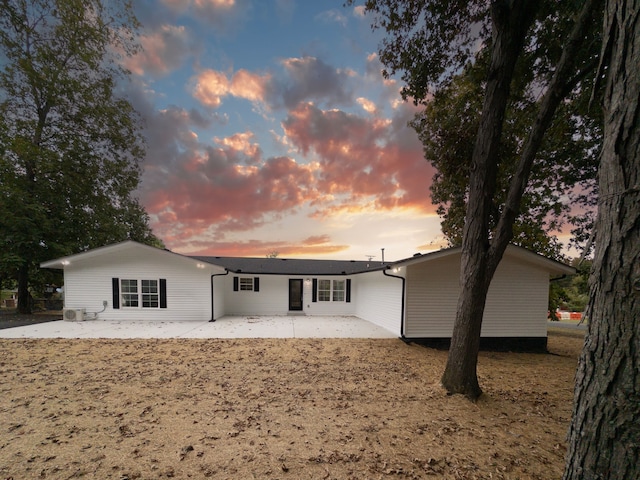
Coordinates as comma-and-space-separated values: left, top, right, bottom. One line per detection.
63, 308, 85, 322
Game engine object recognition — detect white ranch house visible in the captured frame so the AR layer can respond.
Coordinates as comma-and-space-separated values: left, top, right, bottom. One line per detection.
41, 240, 575, 349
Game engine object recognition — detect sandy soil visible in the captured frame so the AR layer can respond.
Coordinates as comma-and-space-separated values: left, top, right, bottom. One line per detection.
0, 328, 585, 479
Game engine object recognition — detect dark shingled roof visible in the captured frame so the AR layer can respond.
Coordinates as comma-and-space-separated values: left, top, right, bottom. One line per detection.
191, 256, 389, 275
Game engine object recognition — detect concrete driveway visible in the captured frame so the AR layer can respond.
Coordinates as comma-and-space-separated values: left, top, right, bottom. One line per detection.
0, 315, 398, 339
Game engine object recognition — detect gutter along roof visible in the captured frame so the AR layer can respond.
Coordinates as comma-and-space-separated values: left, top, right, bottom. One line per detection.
191, 256, 390, 276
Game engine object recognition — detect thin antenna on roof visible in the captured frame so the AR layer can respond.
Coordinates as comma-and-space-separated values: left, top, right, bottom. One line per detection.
381, 248, 385, 264
365, 255, 375, 261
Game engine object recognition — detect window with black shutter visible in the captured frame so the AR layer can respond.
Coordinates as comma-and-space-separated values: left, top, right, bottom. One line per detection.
113, 278, 165, 308
234, 276, 260, 292
112, 278, 120, 309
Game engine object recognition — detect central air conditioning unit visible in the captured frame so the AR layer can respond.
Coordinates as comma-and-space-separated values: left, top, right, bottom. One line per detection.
63, 308, 85, 322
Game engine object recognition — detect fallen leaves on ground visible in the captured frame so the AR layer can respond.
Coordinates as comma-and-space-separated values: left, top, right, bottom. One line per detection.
0, 329, 584, 479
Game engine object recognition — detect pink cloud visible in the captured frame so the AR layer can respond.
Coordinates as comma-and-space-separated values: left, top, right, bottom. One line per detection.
179, 236, 349, 257
353, 5, 366, 17
144, 100, 434, 250
161, 0, 245, 31
195, 0, 235, 7
191, 69, 271, 108
143, 146, 320, 244
357, 97, 377, 114
215, 131, 261, 159
137, 81, 436, 256
124, 25, 191, 77
278, 56, 353, 108
282, 102, 436, 214
302, 234, 332, 245
230, 70, 271, 102
191, 56, 358, 113
191, 70, 230, 108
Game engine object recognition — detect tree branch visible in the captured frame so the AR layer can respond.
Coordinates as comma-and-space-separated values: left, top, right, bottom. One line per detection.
489, 0, 602, 267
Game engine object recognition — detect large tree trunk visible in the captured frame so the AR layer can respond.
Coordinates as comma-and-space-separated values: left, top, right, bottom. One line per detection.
442, 0, 601, 400
441, 250, 495, 397
17, 263, 31, 314
563, 0, 640, 478
441, 0, 537, 399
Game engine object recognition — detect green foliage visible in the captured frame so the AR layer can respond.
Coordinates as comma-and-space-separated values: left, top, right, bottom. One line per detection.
359, 1, 601, 259
361, 1, 602, 398
552, 259, 591, 313
356, 0, 489, 103
0, 0, 162, 310
411, 41, 600, 258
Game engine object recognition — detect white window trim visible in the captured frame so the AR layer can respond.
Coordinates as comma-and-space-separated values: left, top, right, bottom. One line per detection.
332, 279, 346, 302
120, 278, 160, 309
239, 277, 254, 291
317, 279, 346, 302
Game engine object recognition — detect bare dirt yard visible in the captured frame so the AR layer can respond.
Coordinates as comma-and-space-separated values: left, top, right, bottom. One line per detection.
0, 328, 584, 479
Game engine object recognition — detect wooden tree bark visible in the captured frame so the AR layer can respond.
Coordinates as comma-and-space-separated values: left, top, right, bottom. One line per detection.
563, 0, 640, 478
442, 0, 601, 399
440, 0, 539, 399
17, 264, 31, 314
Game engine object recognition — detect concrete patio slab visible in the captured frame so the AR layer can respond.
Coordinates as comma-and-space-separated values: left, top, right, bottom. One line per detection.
0, 315, 398, 339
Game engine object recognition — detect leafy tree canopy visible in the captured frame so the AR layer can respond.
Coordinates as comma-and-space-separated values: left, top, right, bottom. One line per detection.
0, 0, 162, 311
357, 0, 603, 398
412, 44, 600, 259
359, 0, 601, 260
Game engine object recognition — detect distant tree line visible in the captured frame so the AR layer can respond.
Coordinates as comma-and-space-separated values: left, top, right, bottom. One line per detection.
549, 260, 591, 318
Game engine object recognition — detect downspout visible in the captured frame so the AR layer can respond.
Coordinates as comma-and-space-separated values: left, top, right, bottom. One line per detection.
210, 270, 230, 322
383, 267, 406, 339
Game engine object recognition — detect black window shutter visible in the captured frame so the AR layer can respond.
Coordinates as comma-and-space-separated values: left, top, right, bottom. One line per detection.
346, 279, 351, 303
254, 277, 260, 292
312, 278, 317, 302
112, 278, 120, 309
233, 276, 239, 291
159, 279, 167, 308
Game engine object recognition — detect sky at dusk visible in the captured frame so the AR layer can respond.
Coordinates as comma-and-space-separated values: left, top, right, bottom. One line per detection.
126, 0, 448, 261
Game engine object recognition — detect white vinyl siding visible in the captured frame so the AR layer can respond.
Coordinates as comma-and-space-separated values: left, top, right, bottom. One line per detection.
482, 261, 549, 337
405, 256, 459, 337
212, 274, 227, 320
55, 240, 564, 331
354, 270, 402, 336
62, 245, 222, 321
225, 275, 288, 315
404, 254, 550, 338
223, 276, 357, 316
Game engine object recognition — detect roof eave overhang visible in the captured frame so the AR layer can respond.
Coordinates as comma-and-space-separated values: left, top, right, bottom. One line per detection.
40, 240, 221, 271
390, 244, 575, 275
